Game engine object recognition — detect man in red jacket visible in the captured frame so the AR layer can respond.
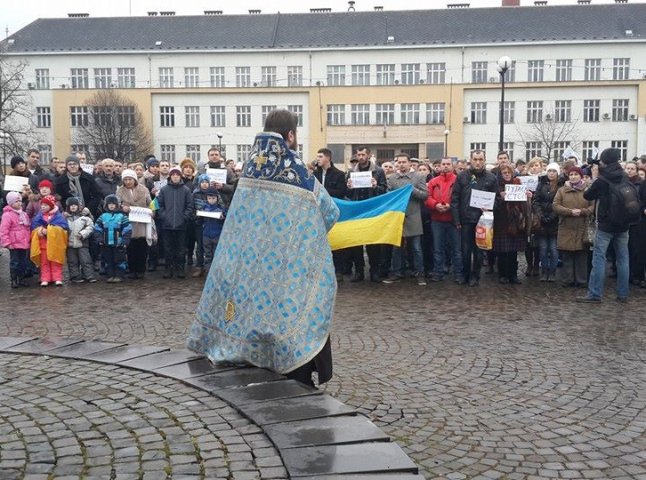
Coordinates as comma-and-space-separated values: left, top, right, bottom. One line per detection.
426, 157, 464, 283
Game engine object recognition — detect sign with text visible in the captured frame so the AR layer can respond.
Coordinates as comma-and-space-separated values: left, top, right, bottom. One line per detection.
207, 168, 228, 185
469, 189, 496, 210
518, 175, 539, 192
505, 184, 527, 202
128, 207, 153, 224
197, 210, 223, 219
80, 163, 94, 175
3, 175, 29, 192
350, 171, 373, 189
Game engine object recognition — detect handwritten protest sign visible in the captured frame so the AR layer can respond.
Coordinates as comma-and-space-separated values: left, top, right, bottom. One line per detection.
469, 189, 496, 210
3, 175, 29, 192
505, 184, 527, 202
207, 168, 228, 184
350, 171, 372, 189
518, 175, 539, 192
197, 210, 223, 219
128, 207, 153, 224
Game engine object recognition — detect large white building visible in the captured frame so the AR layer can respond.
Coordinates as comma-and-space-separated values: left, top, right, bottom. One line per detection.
2, 1, 645, 165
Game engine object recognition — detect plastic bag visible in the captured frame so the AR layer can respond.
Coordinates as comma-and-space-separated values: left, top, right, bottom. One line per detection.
475, 211, 494, 250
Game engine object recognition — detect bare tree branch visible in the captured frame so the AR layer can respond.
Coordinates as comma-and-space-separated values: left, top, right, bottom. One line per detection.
515, 112, 580, 162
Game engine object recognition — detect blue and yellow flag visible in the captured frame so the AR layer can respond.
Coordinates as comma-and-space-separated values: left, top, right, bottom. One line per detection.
328, 184, 413, 250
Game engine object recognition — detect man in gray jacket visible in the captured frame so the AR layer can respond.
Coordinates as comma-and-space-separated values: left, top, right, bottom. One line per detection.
382, 153, 429, 285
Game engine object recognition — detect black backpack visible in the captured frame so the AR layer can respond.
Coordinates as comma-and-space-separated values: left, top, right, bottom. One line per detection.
600, 176, 641, 228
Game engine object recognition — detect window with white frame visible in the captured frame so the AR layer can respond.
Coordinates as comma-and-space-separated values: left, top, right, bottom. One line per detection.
351, 65, 370, 86
70, 68, 89, 89
426, 63, 446, 84
237, 145, 252, 162
504, 61, 516, 82
184, 67, 199, 88
37, 145, 52, 163
35, 69, 49, 89
159, 67, 174, 88
117, 106, 135, 126
160, 106, 175, 127
36, 107, 51, 128
261, 66, 277, 87
581, 141, 599, 163
327, 104, 345, 125
375, 103, 395, 125
613, 58, 630, 80
350, 104, 370, 125
160, 145, 176, 163
554, 100, 571, 122
376, 64, 395, 85
611, 140, 628, 161
261, 105, 277, 126
426, 103, 445, 124
94, 68, 112, 88
584, 59, 601, 81
70, 106, 89, 127
401, 63, 420, 85
401, 103, 420, 124
297, 144, 304, 159
500, 101, 515, 124
527, 60, 544, 82
92, 107, 111, 127
527, 101, 543, 123
470, 102, 487, 124
186, 145, 201, 162
502, 142, 514, 160
185, 106, 200, 127
583, 99, 600, 122
210, 106, 225, 127
327, 65, 346, 86
612, 99, 629, 122
117, 68, 135, 88
471, 61, 488, 83
287, 105, 304, 127
210, 67, 225, 87
552, 141, 570, 162
287, 66, 303, 87
235, 67, 251, 87
555, 59, 572, 82
236, 105, 251, 127
525, 142, 542, 161
71, 144, 89, 157
470, 143, 486, 153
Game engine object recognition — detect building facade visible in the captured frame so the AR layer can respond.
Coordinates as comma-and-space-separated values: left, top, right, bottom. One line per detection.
2, 2, 646, 166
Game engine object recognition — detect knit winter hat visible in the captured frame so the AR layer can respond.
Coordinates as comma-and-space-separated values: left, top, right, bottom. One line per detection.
104, 194, 120, 207
197, 174, 211, 185
180, 158, 197, 172
567, 166, 583, 177
66, 197, 81, 210
204, 187, 220, 197
38, 179, 54, 192
6, 191, 22, 206
169, 166, 182, 177
546, 162, 561, 175
121, 169, 137, 182
146, 157, 160, 168
41, 195, 57, 210
600, 148, 621, 165
65, 155, 80, 166
10, 156, 25, 169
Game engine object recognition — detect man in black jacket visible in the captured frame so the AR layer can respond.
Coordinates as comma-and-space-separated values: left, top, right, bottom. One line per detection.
345, 146, 387, 282
313, 148, 347, 281
55, 155, 101, 216
577, 148, 632, 303
450, 149, 498, 287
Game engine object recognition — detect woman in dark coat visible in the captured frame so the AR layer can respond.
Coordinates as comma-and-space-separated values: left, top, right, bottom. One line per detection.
493, 165, 529, 284
532, 163, 563, 282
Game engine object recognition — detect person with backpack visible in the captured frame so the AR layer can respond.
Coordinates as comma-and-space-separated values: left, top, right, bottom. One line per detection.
577, 148, 641, 303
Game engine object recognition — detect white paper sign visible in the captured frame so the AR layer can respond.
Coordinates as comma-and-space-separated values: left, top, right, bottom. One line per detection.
469, 189, 496, 210
128, 206, 153, 224
590, 146, 599, 162
505, 184, 527, 202
197, 210, 223, 219
153, 180, 167, 191
350, 171, 373, 189
518, 175, 539, 192
3, 175, 29, 192
80, 163, 94, 175
207, 168, 228, 184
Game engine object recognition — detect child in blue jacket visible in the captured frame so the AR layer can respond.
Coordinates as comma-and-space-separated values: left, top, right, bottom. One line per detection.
94, 194, 132, 283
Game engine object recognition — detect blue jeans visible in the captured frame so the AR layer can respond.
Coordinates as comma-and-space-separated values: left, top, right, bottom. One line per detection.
537, 234, 558, 274
588, 229, 629, 299
431, 222, 463, 279
391, 235, 423, 276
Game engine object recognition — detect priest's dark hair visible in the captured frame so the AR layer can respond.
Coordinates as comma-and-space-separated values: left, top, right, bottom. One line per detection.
263, 109, 298, 140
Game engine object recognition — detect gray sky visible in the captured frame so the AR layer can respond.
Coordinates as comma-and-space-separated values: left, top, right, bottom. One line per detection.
3, 0, 644, 37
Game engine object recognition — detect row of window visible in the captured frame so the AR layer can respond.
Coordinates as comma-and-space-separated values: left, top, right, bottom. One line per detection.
469, 140, 629, 163
158, 105, 304, 128
467, 99, 632, 125
31, 57, 635, 90
326, 103, 446, 126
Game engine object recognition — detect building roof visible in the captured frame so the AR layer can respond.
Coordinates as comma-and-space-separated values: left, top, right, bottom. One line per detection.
3, 4, 646, 54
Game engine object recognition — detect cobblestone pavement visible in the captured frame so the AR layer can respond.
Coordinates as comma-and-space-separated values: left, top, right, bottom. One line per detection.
1, 251, 645, 479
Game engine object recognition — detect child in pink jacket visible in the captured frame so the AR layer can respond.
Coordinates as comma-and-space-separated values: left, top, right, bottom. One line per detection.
0, 191, 32, 288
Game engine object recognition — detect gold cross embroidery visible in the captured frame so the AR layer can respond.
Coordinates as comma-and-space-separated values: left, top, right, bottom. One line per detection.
225, 300, 236, 323
254, 153, 267, 170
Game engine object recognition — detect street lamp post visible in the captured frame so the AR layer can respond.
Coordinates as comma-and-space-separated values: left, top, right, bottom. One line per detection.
443, 129, 450, 157
216, 132, 223, 154
497, 56, 512, 153
0, 131, 7, 176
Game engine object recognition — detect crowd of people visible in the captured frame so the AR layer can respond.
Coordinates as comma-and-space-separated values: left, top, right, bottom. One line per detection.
2, 145, 646, 302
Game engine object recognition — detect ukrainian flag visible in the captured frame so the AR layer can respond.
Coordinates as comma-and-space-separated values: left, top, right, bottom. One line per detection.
328, 184, 413, 251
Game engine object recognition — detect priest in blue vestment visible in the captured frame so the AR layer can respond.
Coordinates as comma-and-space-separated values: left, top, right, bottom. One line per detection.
187, 109, 340, 387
